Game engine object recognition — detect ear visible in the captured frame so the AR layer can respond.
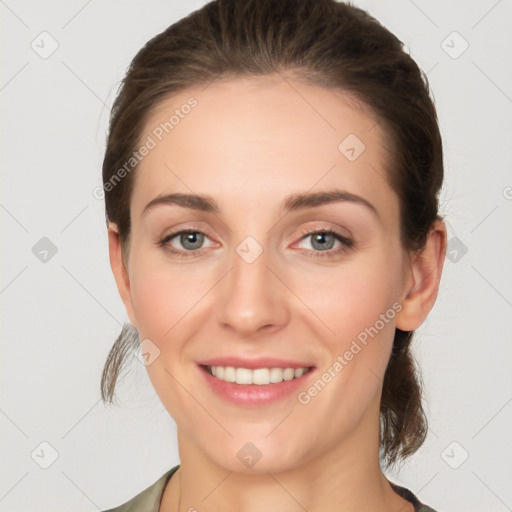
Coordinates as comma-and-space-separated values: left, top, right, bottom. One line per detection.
107, 222, 138, 329
395, 219, 447, 332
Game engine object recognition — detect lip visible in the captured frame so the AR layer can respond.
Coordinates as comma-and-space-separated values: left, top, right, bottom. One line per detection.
197, 363, 316, 406
197, 356, 315, 369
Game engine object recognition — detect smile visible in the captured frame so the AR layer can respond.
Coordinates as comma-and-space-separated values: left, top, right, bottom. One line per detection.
205, 365, 313, 385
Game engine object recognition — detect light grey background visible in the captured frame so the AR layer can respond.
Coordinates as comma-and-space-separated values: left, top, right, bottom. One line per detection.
1, 1, 511, 511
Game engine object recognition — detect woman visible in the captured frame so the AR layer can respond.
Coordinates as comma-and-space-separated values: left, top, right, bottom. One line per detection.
100, 0, 447, 510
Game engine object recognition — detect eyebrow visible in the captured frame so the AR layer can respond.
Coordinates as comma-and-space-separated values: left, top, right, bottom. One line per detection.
141, 189, 380, 220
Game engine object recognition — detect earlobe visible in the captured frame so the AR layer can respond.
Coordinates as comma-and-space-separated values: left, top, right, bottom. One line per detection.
395, 220, 447, 332
107, 222, 138, 329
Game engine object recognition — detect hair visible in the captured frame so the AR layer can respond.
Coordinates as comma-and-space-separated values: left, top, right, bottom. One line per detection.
100, 0, 444, 469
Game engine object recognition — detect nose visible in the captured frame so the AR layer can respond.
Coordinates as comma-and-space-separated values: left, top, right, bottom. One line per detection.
215, 241, 290, 338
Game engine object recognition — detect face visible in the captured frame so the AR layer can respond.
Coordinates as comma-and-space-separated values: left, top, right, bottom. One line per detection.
112, 73, 418, 473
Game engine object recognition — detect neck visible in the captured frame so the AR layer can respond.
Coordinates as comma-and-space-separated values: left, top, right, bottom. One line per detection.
160, 416, 414, 512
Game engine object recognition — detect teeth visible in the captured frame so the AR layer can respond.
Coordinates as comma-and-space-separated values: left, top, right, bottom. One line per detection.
207, 365, 310, 385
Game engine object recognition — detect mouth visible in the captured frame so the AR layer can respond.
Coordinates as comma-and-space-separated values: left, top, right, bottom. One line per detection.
196, 356, 317, 406
200, 364, 315, 385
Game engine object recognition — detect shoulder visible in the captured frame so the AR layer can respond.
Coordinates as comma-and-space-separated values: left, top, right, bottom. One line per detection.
389, 480, 438, 512
101, 464, 180, 512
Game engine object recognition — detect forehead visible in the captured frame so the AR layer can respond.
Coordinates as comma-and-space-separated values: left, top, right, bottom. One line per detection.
131, 73, 397, 224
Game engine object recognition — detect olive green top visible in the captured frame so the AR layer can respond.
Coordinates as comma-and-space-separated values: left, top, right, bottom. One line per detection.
102, 464, 438, 512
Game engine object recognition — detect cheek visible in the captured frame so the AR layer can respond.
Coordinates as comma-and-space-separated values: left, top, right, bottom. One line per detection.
130, 273, 170, 338
292, 252, 403, 345
290, 249, 403, 411
127, 247, 218, 383
128, 246, 193, 341
127, 250, 206, 417
290, 259, 402, 437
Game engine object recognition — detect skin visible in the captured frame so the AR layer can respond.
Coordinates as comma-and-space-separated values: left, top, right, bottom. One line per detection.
108, 72, 447, 512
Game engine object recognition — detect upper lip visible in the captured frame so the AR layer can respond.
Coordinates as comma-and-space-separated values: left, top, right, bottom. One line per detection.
198, 356, 315, 370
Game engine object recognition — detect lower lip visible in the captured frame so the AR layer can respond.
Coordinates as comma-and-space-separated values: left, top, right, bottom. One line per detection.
198, 365, 316, 406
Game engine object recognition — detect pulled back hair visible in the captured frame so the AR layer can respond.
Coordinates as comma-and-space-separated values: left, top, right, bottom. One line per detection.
100, 0, 444, 469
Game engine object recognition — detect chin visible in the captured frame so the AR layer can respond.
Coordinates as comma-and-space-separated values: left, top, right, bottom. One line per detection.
200, 436, 309, 475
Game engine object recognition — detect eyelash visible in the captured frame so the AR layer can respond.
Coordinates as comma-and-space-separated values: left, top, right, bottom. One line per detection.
156, 227, 354, 259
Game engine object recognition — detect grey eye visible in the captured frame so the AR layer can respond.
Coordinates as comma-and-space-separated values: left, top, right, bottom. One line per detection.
309, 232, 336, 251
178, 232, 205, 250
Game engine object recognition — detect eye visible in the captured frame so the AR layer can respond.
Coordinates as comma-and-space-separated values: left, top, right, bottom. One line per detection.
157, 228, 213, 257
156, 226, 354, 259
295, 228, 354, 258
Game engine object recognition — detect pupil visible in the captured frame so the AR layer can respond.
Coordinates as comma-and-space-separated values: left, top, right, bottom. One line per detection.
312, 233, 334, 251
182, 232, 203, 250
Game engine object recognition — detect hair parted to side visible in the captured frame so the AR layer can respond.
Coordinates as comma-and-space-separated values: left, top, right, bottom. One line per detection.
100, 0, 443, 468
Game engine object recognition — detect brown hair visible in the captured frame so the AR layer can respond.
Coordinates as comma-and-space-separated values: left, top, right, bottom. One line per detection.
100, 0, 443, 469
